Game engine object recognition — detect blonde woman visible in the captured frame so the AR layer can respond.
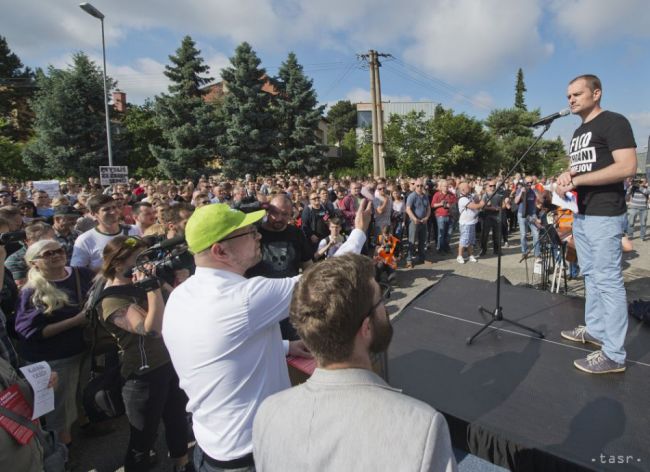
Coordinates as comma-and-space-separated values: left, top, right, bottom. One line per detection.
15, 239, 94, 447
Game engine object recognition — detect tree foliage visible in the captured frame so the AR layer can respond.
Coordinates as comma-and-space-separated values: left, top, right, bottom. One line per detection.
273, 52, 325, 174
484, 107, 566, 176
515, 68, 527, 110
150, 36, 220, 179
22, 53, 120, 178
0, 35, 35, 142
382, 107, 495, 176
121, 100, 164, 177
0, 119, 34, 179
217, 42, 277, 178
326, 100, 357, 144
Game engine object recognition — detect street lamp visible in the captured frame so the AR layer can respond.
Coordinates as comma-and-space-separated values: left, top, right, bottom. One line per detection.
79, 2, 113, 166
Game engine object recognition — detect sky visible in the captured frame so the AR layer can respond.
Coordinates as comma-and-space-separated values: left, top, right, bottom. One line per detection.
2, 0, 650, 155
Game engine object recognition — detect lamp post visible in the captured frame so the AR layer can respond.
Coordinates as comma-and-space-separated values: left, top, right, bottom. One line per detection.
79, 2, 113, 166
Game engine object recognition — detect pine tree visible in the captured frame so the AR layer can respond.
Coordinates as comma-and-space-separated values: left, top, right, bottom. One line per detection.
217, 42, 277, 178
514, 68, 527, 110
23, 53, 120, 178
150, 36, 220, 179
273, 52, 325, 174
0, 35, 35, 141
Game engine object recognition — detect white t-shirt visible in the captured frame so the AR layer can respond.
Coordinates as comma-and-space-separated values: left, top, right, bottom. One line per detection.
458, 195, 479, 225
70, 225, 140, 271
162, 229, 367, 461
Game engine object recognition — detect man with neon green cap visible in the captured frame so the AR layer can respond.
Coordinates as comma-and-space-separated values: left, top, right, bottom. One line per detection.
163, 202, 372, 471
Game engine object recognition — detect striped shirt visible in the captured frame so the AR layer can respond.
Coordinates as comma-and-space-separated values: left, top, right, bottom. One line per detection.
627, 185, 649, 209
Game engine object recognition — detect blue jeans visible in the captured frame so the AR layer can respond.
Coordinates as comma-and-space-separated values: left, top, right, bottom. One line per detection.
572, 214, 627, 363
194, 446, 255, 472
517, 214, 540, 257
407, 222, 427, 262
627, 207, 647, 239
436, 216, 452, 251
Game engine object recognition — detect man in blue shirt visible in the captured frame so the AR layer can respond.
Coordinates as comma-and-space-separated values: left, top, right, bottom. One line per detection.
514, 177, 540, 259
405, 179, 431, 268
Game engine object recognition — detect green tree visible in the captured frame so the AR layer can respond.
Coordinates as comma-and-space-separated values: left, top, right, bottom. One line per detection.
484, 107, 566, 175
430, 107, 496, 175
0, 119, 34, 179
515, 68, 527, 110
0, 35, 35, 141
273, 52, 325, 173
383, 111, 432, 176
326, 100, 357, 144
22, 53, 120, 178
150, 35, 220, 179
218, 42, 277, 177
121, 100, 164, 177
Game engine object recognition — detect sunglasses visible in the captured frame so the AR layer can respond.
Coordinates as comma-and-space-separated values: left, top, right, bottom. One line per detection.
36, 247, 66, 259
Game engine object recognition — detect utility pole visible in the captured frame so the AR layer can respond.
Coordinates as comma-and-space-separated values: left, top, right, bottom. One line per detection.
359, 50, 391, 177
368, 51, 380, 177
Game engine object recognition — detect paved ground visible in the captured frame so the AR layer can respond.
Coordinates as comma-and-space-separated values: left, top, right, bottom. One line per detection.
72, 228, 650, 472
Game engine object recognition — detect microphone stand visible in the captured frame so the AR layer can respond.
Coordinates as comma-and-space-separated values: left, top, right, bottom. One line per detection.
466, 124, 552, 345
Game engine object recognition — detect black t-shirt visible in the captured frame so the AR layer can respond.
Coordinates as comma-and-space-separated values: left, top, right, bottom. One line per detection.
246, 225, 314, 279
569, 111, 636, 216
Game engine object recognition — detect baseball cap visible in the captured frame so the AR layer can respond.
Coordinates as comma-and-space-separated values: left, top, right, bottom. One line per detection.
185, 203, 265, 254
53, 205, 81, 218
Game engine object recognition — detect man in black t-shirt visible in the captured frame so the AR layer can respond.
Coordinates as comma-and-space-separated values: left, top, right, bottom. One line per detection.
557, 74, 637, 375
247, 195, 314, 340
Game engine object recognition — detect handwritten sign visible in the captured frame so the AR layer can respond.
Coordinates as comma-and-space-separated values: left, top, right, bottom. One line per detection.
99, 166, 129, 186
32, 180, 61, 199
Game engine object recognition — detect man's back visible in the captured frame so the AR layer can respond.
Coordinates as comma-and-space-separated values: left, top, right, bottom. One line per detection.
253, 368, 456, 472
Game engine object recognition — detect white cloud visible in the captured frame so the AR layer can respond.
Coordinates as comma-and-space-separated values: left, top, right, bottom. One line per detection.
403, 0, 553, 83
550, 0, 650, 46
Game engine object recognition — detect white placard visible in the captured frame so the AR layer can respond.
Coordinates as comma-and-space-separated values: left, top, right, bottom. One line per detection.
99, 166, 129, 186
32, 180, 61, 199
19, 362, 54, 419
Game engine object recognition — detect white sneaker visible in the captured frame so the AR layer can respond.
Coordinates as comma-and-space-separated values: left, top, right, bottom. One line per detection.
469, 255, 478, 263
456, 256, 465, 264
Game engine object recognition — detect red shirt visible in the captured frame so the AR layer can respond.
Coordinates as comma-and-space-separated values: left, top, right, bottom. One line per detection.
431, 191, 457, 217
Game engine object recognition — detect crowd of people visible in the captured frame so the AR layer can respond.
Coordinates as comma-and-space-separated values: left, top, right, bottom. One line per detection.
0, 163, 647, 470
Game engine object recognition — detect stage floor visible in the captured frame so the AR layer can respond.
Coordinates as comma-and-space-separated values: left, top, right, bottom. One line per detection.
388, 275, 650, 472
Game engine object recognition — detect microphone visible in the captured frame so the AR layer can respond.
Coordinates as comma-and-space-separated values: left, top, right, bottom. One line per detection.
530, 108, 570, 127
153, 234, 186, 250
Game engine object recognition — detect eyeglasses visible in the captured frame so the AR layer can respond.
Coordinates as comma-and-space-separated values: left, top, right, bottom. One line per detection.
36, 247, 66, 259
360, 283, 391, 328
218, 227, 258, 243
487, 185, 496, 188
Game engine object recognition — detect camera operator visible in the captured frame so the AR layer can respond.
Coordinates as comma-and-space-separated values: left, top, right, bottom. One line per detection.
163, 201, 371, 472
97, 235, 191, 472
0, 206, 25, 257
626, 177, 648, 240
154, 203, 195, 288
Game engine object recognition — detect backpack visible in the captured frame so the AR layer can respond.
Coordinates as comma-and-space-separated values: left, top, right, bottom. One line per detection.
81, 282, 142, 423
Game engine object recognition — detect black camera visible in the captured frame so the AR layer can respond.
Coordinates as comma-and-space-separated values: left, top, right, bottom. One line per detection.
129, 236, 193, 291
0, 230, 26, 246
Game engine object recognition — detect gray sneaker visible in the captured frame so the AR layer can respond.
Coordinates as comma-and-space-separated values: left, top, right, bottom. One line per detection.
574, 350, 626, 374
560, 325, 603, 348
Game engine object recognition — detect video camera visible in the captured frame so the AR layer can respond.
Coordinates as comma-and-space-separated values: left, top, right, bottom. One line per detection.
0, 230, 26, 246
125, 235, 193, 291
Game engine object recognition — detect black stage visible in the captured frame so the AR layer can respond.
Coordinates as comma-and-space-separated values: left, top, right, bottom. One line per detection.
388, 275, 650, 471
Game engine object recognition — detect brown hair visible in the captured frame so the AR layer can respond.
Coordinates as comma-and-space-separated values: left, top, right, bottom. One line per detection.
290, 253, 376, 365
101, 235, 148, 279
88, 194, 115, 213
569, 74, 602, 93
